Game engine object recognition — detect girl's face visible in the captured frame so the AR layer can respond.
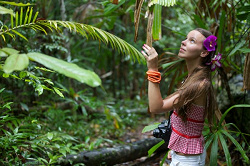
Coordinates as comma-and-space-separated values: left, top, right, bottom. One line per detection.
178, 30, 207, 60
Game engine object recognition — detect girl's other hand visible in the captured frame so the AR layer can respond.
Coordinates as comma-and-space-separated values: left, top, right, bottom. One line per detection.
141, 44, 158, 71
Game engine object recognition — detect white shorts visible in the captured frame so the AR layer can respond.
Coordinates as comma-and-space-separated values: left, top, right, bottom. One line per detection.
170, 149, 206, 166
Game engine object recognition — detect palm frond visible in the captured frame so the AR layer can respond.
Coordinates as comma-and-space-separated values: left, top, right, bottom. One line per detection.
149, 0, 177, 7
0, 7, 145, 64
0, 1, 33, 6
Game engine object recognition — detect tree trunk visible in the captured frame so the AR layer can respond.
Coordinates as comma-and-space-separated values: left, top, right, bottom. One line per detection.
57, 138, 168, 166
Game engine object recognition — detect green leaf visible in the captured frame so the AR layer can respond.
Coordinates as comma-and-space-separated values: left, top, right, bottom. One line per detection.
219, 104, 250, 126
210, 133, 218, 166
148, 140, 165, 157
15, 11, 18, 27
149, 0, 177, 7
27, 52, 101, 87
35, 84, 43, 95
162, 59, 183, 69
53, 87, 64, 98
0, 1, 33, 6
238, 48, 250, 54
193, 14, 207, 29
0, 6, 15, 16
228, 41, 245, 57
0, 88, 5, 93
221, 130, 249, 164
160, 151, 169, 166
218, 132, 232, 166
142, 123, 160, 133
47, 132, 53, 140
1, 47, 20, 55
3, 54, 29, 73
205, 133, 215, 150
152, 4, 162, 41
12, 30, 28, 41
0, 50, 8, 57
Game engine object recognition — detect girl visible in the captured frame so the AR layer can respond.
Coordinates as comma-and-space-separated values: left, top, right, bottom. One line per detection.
141, 28, 219, 166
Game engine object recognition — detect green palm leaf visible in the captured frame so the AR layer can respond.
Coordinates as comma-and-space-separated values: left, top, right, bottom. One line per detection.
0, 17, 145, 64
149, 0, 177, 7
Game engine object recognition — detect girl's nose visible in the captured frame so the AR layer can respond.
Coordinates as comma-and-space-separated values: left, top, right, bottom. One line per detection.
181, 39, 186, 46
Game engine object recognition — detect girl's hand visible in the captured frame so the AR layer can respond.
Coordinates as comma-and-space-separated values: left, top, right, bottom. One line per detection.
167, 150, 172, 160
141, 44, 158, 71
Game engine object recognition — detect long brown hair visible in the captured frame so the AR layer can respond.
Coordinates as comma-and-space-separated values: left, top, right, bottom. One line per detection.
173, 28, 217, 126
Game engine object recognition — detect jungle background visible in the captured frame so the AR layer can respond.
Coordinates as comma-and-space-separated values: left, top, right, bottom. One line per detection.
0, 0, 250, 165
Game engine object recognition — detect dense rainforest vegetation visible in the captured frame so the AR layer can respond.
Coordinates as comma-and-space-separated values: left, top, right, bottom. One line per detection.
0, 0, 250, 165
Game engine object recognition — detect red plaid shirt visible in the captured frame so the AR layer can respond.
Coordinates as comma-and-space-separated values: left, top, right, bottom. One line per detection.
168, 103, 205, 154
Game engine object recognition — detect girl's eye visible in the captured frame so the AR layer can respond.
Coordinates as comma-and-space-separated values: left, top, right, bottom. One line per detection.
190, 40, 195, 43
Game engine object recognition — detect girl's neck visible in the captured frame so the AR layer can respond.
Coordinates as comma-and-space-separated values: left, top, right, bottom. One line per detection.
186, 59, 201, 76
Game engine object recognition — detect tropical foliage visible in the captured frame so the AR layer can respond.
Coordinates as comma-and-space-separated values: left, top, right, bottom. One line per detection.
0, 0, 249, 165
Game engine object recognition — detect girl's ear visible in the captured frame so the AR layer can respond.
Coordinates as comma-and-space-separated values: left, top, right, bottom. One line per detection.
200, 50, 209, 57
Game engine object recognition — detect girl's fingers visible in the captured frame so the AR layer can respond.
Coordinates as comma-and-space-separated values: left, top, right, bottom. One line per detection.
144, 44, 151, 50
141, 51, 148, 60
142, 45, 149, 52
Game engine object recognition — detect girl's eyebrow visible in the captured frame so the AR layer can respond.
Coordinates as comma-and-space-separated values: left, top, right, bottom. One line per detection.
187, 36, 197, 41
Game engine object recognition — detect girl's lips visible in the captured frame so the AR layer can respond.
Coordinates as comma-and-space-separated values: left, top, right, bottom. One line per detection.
180, 48, 186, 52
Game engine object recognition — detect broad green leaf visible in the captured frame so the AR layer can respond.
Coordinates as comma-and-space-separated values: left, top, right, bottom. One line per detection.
1, 47, 20, 55
148, 140, 165, 157
142, 123, 160, 133
3, 54, 29, 73
210, 133, 218, 166
0, 50, 8, 57
218, 132, 232, 166
27, 52, 101, 87
0, 6, 15, 16
152, 4, 162, 41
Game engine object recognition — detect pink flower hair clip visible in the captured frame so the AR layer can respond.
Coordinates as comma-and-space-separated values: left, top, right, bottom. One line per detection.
206, 53, 222, 71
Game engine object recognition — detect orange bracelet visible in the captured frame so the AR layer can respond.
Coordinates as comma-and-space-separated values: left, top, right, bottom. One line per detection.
146, 70, 161, 83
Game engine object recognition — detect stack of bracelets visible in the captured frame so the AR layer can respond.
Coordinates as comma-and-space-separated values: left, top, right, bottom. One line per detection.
146, 70, 161, 83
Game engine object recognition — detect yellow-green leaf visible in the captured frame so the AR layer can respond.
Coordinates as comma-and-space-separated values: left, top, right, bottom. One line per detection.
3, 54, 29, 73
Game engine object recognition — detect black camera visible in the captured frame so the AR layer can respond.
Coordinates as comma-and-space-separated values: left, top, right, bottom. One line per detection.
153, 120, 172, 143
